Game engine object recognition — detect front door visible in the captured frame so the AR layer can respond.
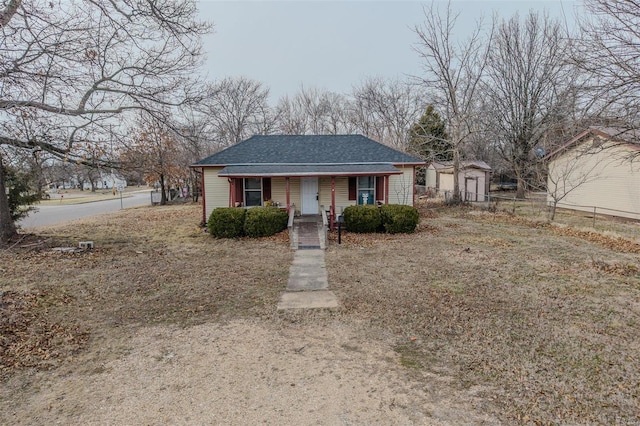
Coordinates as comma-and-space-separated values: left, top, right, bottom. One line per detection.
301, 177, 319, 215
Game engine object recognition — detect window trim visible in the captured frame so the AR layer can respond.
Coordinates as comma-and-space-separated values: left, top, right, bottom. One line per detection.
357, 176, 375, 205
244, 178, 262, 207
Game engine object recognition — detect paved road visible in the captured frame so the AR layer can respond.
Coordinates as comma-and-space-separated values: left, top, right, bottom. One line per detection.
19, 192, 153, 228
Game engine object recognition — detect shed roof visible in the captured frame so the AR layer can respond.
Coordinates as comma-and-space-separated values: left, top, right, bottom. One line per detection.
192, 134, 424, 166
429, 160, 492, 172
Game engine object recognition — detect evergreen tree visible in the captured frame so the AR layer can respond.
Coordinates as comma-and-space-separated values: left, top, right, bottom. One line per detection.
408, 105, 452, 162
4, 166, 41, 223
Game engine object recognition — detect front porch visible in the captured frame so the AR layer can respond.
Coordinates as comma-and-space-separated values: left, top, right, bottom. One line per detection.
220, 173, 399, 231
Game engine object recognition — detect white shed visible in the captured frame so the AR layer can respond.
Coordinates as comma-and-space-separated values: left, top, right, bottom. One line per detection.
426, 161, 492, 201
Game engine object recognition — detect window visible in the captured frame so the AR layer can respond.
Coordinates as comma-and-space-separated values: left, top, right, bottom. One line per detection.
357, 176, 375, 205
244, 178, 262, 207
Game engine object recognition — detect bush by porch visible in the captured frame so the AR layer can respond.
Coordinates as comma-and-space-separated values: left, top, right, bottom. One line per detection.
342, 204, 419, 234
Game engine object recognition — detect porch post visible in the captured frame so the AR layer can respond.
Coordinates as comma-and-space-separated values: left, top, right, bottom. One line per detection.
331, 176, 336, 231
201, 168, 206, 224
385, 174, 390, 204
413, 166, 417, 206
229, 178, 234, 207
285, 177, 291, 213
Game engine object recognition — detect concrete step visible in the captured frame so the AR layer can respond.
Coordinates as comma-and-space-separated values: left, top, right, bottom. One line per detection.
277, 290, 339, 310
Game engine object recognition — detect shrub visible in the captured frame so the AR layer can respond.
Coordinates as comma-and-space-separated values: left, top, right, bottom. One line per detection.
343, 205, 382, 233
208, 207, 246, 238
244, 207, 288, 237
380, 204, 419, 234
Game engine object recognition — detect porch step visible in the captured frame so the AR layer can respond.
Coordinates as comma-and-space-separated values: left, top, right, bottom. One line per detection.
291, 216, 325, 250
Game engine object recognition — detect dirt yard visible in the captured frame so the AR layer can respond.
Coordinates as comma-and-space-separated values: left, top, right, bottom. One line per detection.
1, 203, 639, 424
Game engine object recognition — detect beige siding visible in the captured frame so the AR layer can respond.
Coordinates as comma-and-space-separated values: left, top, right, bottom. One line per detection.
318, 177, 332, 211
270, 177, 301, 213
547, 138, 640, 220
334, 177, 355, 211
439, 173, 454, 193
203, 167, 228, 219
388, 166, 415, 205
317, 177, 355, 214
425, 165, 437, 189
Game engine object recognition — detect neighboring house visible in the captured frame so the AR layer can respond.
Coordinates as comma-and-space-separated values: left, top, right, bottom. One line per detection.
546, 127, 640, 220
82, 172, 127, 191
425, 161, 492, 201
192, 134, 424, 224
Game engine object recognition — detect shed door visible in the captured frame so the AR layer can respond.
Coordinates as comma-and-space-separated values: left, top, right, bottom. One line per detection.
301, 177, 319, 215
465, 177, 478, 201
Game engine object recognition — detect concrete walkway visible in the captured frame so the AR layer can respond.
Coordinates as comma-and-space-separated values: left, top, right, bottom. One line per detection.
277, 216, 338, 310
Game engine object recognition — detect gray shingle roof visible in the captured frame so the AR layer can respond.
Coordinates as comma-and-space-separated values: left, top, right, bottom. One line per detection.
218, 164, 402, 177
192, 134, 424, 166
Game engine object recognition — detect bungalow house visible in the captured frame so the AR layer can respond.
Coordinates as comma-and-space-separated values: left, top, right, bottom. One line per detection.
192, 134, 424, 224
425, 161, 492, 201
546, 127, 640, 220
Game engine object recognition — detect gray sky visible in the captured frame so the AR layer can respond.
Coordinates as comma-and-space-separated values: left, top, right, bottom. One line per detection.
198, 1, 581, 101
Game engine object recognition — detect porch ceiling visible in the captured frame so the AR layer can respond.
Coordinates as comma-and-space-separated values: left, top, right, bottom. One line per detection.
217, 164, 402, 177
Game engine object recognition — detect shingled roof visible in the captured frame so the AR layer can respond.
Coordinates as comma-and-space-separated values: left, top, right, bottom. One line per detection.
192, 134, 423, 166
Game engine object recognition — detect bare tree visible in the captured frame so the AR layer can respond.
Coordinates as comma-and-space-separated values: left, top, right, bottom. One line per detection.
413, 2, 493, 203
483, 12, 576, 198
351, 78, 425, 150
323, 91, 356, 134
274, 87, 353, 135
0, 0, 209, 243
297, 86, 331, 134
274, 94, 309, 135
574, 0, 640, 125
203, 77, 272, 148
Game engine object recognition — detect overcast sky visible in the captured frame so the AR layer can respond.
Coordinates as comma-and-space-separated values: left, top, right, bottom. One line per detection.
197, 1, 581, 101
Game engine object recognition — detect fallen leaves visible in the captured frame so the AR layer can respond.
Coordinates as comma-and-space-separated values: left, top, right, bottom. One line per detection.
550, 225, 640, 254
0, 291, 88, 377
476, 211, 640, 253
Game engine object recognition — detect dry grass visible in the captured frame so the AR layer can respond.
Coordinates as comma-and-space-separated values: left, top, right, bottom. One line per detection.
1, 204, 292, 377
2, 202, 640, 424
326, 205, 640, 424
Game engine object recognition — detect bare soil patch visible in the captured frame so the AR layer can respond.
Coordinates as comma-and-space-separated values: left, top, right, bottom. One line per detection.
2, 203, 640, 424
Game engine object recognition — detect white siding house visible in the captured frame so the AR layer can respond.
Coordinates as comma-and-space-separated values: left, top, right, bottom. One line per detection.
546, 127, 640, 220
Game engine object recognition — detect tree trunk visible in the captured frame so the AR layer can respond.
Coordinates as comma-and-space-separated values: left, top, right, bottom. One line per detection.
516, 176, 527, 199
0, 155, 18, 244
160, 174, 167, 205
452, 148, 462, 203
450, 124, 462, 204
